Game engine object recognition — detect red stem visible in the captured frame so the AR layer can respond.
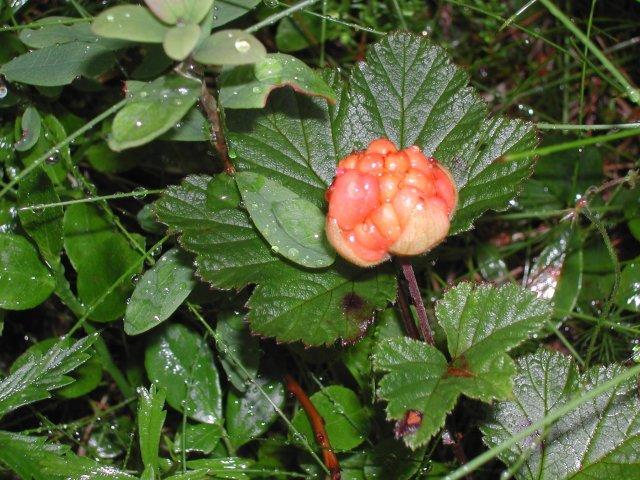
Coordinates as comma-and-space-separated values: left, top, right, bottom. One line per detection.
399, 259, 435, 345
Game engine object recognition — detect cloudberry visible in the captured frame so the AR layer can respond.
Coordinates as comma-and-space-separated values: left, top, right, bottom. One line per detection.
325, 138, 457, 267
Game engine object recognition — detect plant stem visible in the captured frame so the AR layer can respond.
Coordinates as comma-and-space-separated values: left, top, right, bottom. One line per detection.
245, 0, 322, 33
399, 259, 435, 345
285, 374, 341, 480
395, 282, 421, 340
200, 83, 234, 174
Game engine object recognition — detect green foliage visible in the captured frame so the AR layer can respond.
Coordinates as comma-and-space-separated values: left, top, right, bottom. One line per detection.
125, 248, 197, 335
292, 385, 370, 452
482, 349, 640, 479
137, 384, 167, 478
145, 323, 223, 425
0, 334, 97, 417
215, 311, 260, 392
374, 283, 552, 448
192, 30, 267, 66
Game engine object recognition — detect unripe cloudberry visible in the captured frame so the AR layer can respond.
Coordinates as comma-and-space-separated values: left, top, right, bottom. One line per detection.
325, 138, 457, 267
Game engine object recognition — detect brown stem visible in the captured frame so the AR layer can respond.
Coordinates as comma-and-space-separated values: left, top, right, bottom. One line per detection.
396, 281, 420, 340
285, 374, 341, 480
200, 83, 235, 174
399, 258, 435, 345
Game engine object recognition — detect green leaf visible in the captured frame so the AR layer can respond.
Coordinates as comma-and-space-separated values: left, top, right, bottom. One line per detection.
17, 168, 63, 264
0, 431, 135, 480
125, 248, 197, 335
211, 0, 261, 29
275, 15, 341, 53
109, 75, 201, 151
10, 338, 101, 399
527, 225, 583, 316
192, 29, 266, 65
616, 256, 640, 312
0, 42, 116, 86
163, 23, 201, 61
235, 171, 335, 268
291, 385, 370, 452
373, 283, 552, 449
14, 106, 41, 151
92, 5, 168, 43
154, 175, 396, 345
219, 54, 336, 109
186, 458, 254, 480
160, 107, 209, 142
145, 323, 222, 424
226, 376, 284, 448
225, 79, 347, 206
339, 32, 537, 234
215, 311, 260, 392
0, 233, 54, 310
481, 349, 640, 479
19, 19, 128, 50
0, 334, 97, 417
174, 423, 222, 454
145, 0, 213, 24
63, 203, 144, 322
137, 384, 166, 477
364, 439, 427, 480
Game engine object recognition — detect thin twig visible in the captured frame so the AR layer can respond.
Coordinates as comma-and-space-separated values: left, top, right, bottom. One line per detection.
395, 281, 420, 340
285, 375, 341, 480
200, 83, 234, 174
399, 259, 435, 345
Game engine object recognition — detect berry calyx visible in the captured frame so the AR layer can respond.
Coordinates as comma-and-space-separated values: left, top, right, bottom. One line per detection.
326, 139, 457, 267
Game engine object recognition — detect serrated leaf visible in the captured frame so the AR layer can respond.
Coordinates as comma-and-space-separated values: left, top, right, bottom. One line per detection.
193, 29, 266, 66
63, 204, 144, 322
109, 75, 201, 151
340, 32, 537, 234
92, 5, 168, 43
291, 385, 370, 452
215, 311, 260, 392
235, 171, 335, 268
17, 168, 63, 264
481, 349, 640, 479
226, 376, 284, 448
10, 338, 101, 399
0, 334, 97, 417
137, 385, 166, 476
145, 323, 222, 424
163, 23, 201, 61
0, 233, 54, 310
145, 0, 213, 24
154, 174, 396, 345
373, 283, 551, 448
0, 42, 116, 86
0, 431, 135, 479
219, 54, 336, 109
14, 106, 41, 151
125, 248, 197, 335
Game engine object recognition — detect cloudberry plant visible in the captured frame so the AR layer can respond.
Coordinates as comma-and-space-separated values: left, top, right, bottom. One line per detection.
326, 138, 457, 267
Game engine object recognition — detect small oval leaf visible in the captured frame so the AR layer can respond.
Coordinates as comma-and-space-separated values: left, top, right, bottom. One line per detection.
162, 23, 201, 61
145, 0, 213, 25
14, 106, 41, 152
192, 29, 266, 66
235, 171, 335, 268
92, 5, 168, 43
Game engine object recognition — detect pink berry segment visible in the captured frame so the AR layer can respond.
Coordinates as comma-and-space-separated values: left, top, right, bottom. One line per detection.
325, 138, 457, 267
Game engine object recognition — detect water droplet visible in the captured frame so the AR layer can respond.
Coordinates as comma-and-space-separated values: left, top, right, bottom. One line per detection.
252, 86, 262, 94
235, 38, 251, 53
0, 85, 7, 99
271, 245, 280, 253
132, 187, 147, 199
287, 247, 299, 257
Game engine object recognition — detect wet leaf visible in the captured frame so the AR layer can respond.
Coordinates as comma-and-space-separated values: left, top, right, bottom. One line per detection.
219, 54, 336, 109
0, 334, 97, 417
215, 311, 260, 392
193, 30, 266, 66
481, 349, 640, 479
145, 323, 223, 425
174, 423, 222, 454
364, 439, 427, 480
125, 248, 197, 335
137, 385, 166, 477
19, 19, 128, 50
291, 385, 370, 452
0, 233, 54, 310
92, 5, 168, 43
235, 171, 335, 268
616, 257, 640, 312
63, 204, 144, 322
145, 0, 213, 25
109, 75, 201, 151
226, 376, 284, 448
211, 0, 261, 29
14, 106, 41, 151
373, 283, 552, 448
